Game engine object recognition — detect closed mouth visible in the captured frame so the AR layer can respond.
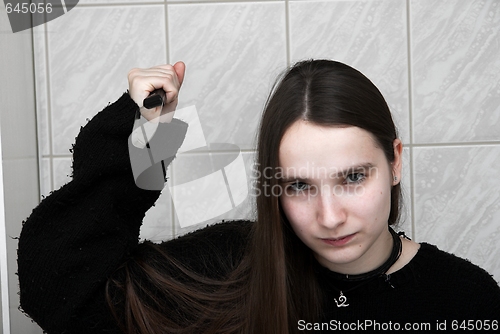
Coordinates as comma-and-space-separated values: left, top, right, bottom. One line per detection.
321, 233, 356, 246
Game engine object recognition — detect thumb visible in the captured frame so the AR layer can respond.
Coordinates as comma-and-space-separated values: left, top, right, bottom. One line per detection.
173, 61, 186, 87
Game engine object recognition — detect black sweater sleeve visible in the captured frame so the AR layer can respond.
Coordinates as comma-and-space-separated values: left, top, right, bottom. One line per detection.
17, 93, 189, 333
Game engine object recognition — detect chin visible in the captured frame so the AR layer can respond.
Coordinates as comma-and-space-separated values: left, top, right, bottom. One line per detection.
316, 248, 364, 270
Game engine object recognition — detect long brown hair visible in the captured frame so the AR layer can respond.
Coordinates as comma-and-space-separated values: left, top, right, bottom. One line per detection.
106, 59, 402, 333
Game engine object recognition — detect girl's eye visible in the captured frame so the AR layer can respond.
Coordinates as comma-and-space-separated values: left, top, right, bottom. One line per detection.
345, 173, 365, 184
288, 181, 309, 192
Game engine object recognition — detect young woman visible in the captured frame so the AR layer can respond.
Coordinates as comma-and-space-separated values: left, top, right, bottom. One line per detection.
18, 60, 500, 334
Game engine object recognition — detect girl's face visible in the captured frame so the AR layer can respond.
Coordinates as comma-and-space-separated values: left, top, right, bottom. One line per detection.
278, 120, 402, 274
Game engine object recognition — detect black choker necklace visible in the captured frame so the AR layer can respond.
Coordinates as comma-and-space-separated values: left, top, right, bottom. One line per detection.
324, 227, 403, 307
332, 227, 403, 282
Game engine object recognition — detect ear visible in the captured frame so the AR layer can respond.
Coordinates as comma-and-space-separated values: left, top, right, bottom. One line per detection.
391, 138, 403, 186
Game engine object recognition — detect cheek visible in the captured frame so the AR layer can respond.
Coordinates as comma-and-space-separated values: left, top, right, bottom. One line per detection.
280, 197, 298, 220
355, 186, 392, 221
280, 197, 310, 229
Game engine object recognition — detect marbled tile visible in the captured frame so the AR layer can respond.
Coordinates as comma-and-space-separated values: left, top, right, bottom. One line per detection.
411, 0, 500, 144
52, 157, 73, 190
413, 145, 500, 281
3, 157, 40, 326
168, 2, 287, 151
33, 24, 51, 157
172, 151, 256, 237
3, 159, 46, 334
47, 5, 167, 155
0, 21, 38, 160
289, 0, 410, 144
2, 158, 40, 221
2, 158, 40, 321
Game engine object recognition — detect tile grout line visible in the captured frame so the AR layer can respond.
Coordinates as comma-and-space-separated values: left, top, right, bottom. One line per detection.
164, 0, 177, 238
406, 0, 416, 241
44, 19, 56, 195
285, 0, 291, 66
165, 1, 170, 66
74, 0, 281, 7
407, 141, 500, 147
41, 140, 500, 161
31, 26, 42, 202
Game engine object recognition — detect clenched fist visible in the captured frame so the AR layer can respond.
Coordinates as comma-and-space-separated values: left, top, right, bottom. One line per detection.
128, 62, 185, 122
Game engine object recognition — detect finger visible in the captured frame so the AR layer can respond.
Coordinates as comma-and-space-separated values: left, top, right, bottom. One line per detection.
140, 105, 163, 122
131, 74, 176, 95
129, 64, 176, 77
139, 75, 179, 104
150, 64, 175, 71
148, 64, 177, 76
173, 61, 186, 86
129, 69, 176, 79
135, 69, 180, 91
128, 64, 183, 106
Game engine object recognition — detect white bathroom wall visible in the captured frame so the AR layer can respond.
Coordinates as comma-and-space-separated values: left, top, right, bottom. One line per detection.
0, 116, 6, 334
0, 3, 43, 333
410, 1, 500, 279
21, 0, 500, 332
33, 0, 500, 268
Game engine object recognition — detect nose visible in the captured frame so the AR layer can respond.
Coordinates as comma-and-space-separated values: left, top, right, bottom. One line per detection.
316, 190, 346, 229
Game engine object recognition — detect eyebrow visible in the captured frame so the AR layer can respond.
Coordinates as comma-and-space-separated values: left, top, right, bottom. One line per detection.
279, 163, 376, 183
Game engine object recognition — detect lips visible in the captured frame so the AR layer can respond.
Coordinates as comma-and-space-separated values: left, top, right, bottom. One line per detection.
321, 233, 356, 247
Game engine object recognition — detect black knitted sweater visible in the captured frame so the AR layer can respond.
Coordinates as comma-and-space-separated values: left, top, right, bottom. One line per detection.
18, 94, 500, 333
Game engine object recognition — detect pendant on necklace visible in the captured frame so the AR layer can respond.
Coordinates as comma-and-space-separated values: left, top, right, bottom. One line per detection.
334, 291, 349, 307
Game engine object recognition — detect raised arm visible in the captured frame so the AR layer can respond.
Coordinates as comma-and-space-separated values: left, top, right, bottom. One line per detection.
18, 63, 187, 333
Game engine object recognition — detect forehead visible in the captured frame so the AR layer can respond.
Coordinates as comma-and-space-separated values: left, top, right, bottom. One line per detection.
279, 121, 384, 172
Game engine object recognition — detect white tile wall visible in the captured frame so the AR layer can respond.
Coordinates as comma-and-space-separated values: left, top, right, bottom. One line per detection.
1, 6, 42, 331
289, 0, 410, 144
413, 145, 500, 276
34, 0, 500, 286
169, 2, 287, 149
33, 24, 50, 157
46, 5, 167, 155
411, 0, 500, 144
